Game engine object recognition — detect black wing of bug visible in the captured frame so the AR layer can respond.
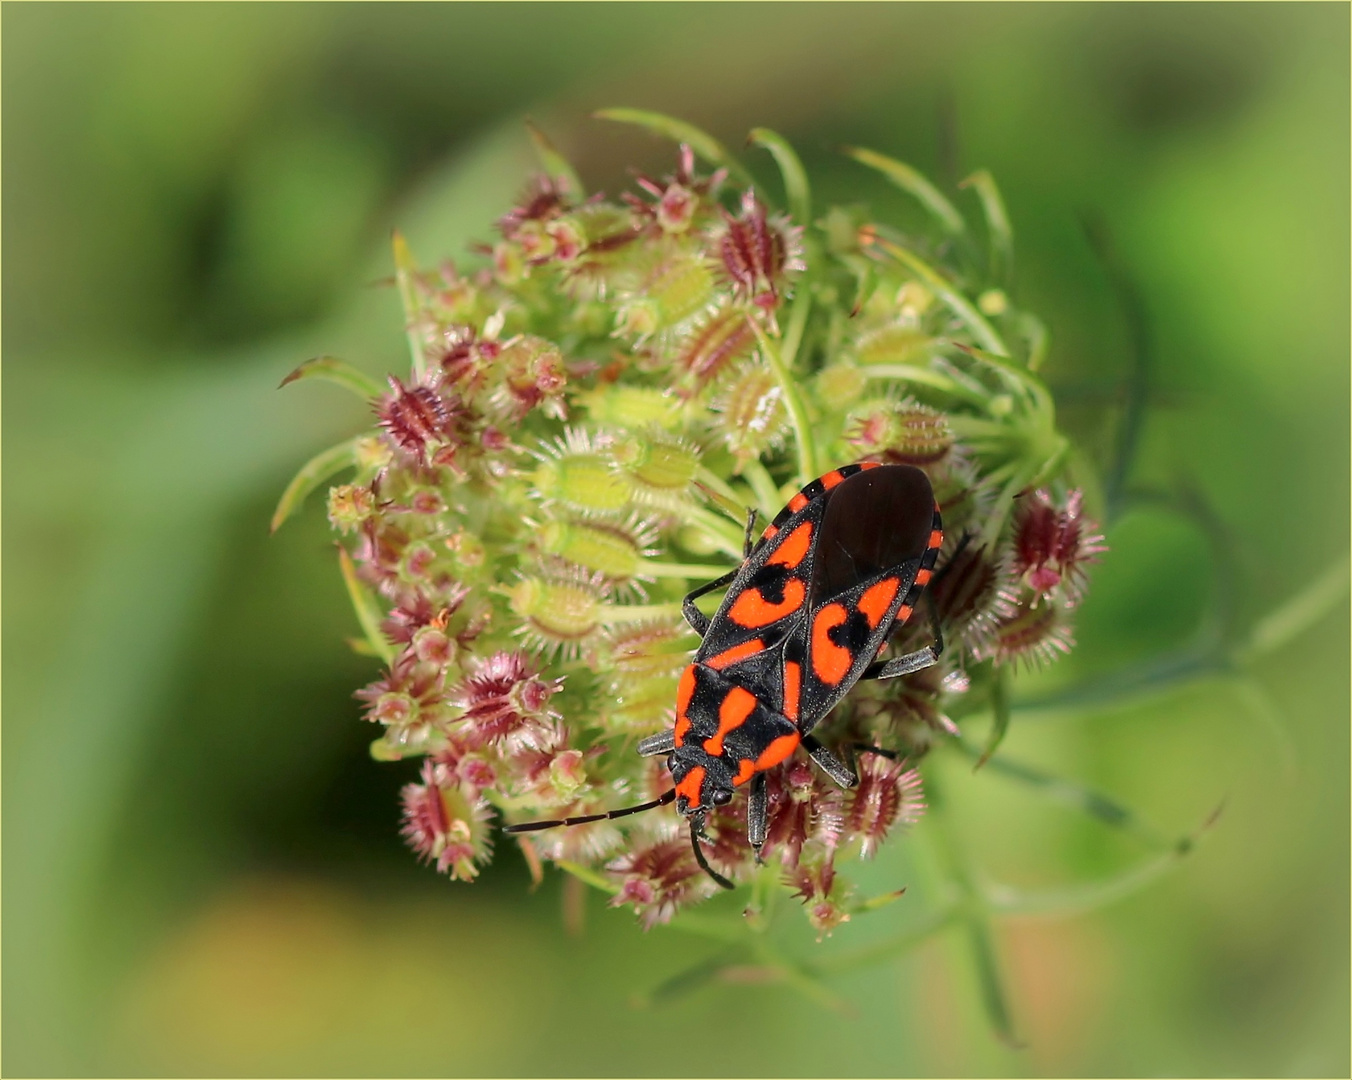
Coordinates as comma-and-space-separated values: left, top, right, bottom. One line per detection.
690, 491, 828, 707
796, 464, 942, 734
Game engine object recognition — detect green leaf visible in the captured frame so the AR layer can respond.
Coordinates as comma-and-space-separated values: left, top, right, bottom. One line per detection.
336, 544, 394, 665
524, 118, 584, 199
843, 145, 966, 235
870, 238, 1008, 356
965, 916, 1023, 1048
555, 859, 621, 895
1237, 555, 1350, 661
961, 169, 1014, 284
270, 435, 364, 533
975, 665, 1012, 770
955, 737, 1172, 848
278, 355, 383, 400
391, 230, 427, 380
980, 803, 1223, 918
748, 127, 810, 225
594, 107, 755, 189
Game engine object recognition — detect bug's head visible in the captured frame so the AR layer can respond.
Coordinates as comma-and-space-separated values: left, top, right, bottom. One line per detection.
667, 747, 735, 819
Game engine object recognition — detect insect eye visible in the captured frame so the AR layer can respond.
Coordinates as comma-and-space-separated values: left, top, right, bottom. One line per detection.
710, 788, 733, 806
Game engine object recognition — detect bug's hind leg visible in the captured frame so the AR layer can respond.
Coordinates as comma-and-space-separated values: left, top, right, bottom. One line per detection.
804, 737, 900, 790
747, 772, 768, 861
862, 595, 944, 681
680, 508, 758, 636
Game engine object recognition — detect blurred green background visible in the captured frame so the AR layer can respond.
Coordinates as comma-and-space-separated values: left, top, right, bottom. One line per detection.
4, 4, 1348, 1076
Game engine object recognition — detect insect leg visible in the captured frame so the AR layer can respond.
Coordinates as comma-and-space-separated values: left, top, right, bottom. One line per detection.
679, 508, 758, 635
689, 819, 735, 890
747, 772, 768, 861
636, 729, 675, 756
741, 506, 759, 558
862, 595, 944, 680
802, 734, 859, 788
682, 567, 740, 636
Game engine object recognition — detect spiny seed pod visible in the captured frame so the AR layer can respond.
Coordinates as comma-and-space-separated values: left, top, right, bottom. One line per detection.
675, 304, 757, 388
490, 335, 567, 421
613, 430, 702, 506
717, 190, 803, 312
599, 621, 690, 732
535, 515, 659, 592
578, 384, 682, 429
400, 760, 495, 882
531, 430, 632, 515
845, 397, 955, 466
1010, 488, 1106, 605
853, 324, 934, 368
328, 483, 376, 535
614, 245, 716, 341
711, 362, 788, 467
608, 837, 718, 930
840, 755, 925, 859
929, 542, 1018, 650
979, 601, 1077, 668
504, 574, 604, 659
814, 363, 868, 413
377, 374, 456, 461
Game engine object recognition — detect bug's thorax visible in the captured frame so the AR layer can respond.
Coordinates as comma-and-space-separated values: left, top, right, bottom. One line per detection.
670, 660, 801, 815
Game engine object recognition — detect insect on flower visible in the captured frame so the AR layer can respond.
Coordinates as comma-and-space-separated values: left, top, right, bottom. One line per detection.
506, 462, 944, 888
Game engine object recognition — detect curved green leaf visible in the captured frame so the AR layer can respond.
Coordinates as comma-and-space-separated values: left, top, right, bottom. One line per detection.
961, 168, 1014, 284
279, 355, 383, 400
337, 544, 394, 664
270, 434, 364, 533
594, 107, 755, 189
748, 127, 810, 225
525, 118, 584, 199
844, 145, 966, 235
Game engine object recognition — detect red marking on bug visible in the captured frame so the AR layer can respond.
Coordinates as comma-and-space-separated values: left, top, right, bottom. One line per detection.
703, 686, 757, 756
761, 524, 780, 541
754, 731, 801, 771
788, 492, 809, 513
860, 461, 881, 471
896, 604, 913, 624
914, 567, 933, 586
811, 603, 852, 685
733, 759, 756, 786
858, 577, 900, 629
676, 766, 706, 807
782, 660, 801, 722
707, 639, 766, 670
729, 578, 806, 628
674, 665, 697, 746
767, 521, 813, 570
928, 529, 944, 549
821, 470, 845, 490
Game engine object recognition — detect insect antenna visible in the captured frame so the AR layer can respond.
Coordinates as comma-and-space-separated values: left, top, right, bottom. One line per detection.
503, 789, 676, 833
689, 820, 735, 890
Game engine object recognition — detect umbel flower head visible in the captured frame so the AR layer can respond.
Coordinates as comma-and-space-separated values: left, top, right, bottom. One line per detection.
275, 113, 1105, 931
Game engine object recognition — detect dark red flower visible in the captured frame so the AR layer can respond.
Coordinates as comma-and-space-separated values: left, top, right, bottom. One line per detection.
1011, 488, 1106, 604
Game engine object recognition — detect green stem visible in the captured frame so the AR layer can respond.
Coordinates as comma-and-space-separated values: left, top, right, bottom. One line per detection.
645, 561, 732, 580
872, 237, 1008, 356
741, 458, 783, 518
751, 319, 817, 483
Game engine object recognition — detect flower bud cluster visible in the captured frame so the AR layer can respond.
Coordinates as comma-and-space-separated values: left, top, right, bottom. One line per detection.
283, 122, 1105, 929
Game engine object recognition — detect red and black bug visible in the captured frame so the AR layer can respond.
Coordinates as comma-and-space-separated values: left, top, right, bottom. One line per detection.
506, 462, 944, 888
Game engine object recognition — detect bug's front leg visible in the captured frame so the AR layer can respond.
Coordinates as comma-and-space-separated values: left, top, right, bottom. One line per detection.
636, 729, 676, 757
746, 772, 768, 860
680, 508, 759, 636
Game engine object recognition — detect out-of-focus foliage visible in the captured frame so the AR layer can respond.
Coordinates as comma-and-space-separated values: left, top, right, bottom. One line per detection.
4, 5, 1347, 1077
